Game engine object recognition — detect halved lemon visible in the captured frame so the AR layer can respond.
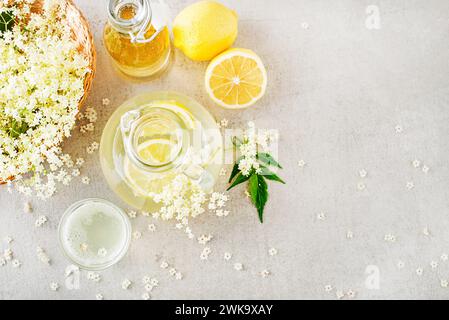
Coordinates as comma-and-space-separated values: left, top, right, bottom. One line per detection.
205, 48, 267, 109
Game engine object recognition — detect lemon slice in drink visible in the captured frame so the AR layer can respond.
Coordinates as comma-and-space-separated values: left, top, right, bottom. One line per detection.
205, 48, 267, 109
123, 139, 178, 196
137, 139, 175, 165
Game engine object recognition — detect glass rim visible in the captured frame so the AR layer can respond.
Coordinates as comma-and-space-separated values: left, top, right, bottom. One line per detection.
58, 198, 132, 271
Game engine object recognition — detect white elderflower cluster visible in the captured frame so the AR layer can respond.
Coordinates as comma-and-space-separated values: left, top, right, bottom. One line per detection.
0, 0, 90, 183
150, 175, 207, 222
237, 122, 279, 177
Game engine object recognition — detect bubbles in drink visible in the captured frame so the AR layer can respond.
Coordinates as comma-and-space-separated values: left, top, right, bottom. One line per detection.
59, 199, 131, 270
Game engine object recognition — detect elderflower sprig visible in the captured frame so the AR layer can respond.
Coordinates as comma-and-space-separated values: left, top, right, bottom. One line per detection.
227, 122, 285, 223
0, 0, 90, 183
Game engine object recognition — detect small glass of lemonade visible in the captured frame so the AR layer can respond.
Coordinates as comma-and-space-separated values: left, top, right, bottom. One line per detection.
58, 198, 131, 271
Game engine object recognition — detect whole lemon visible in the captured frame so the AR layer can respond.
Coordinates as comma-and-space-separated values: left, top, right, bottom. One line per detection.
173, 1, 238, 61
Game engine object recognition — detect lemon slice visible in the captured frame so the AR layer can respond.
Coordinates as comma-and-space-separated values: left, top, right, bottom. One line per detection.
123, 156, 176, 196
137, 139, 176, 165
205, 48, 267, 109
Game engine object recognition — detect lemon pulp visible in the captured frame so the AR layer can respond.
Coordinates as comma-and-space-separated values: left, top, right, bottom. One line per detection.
205, 48, 267, 109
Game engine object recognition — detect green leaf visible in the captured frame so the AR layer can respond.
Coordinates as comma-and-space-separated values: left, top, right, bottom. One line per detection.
228, 163, 240, 183
258, 166, 286, 184
257, 153, 282, 169
8, 120, 29, 138
228, 156, 244, 183
0, 10, 14, 34
227, 172, 250, 191
249, 175, 268, 223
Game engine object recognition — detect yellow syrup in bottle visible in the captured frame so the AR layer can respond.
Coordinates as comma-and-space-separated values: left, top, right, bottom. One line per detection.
104, 0, 171, 79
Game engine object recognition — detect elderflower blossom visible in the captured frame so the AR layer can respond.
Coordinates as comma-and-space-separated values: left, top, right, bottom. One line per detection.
0, 0, 90, 183
149, 175, 207, 222
237, 122, 279, 177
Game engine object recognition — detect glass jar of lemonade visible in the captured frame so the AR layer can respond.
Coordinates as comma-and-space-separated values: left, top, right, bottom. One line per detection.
99, 92, 223, 211
104, 0, 171, 78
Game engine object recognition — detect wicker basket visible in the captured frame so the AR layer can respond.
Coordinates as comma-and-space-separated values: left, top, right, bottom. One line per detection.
0, 0, 96, 184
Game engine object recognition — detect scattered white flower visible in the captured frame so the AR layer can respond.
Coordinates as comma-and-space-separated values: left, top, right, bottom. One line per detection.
441, 254, 448, 262
81, 176, 90, 185
324, 285, 333, 293
234, 263, 243, 271
423, 227, 430, 236
384, 234, 396, 243
3, 248, 13, 261
97, 248, 107, 257
219, 168, 227, 176
412, 160, 421, 168
336, 290, 345, 299
4, 236, 13, 244
102, 98, 110, 106
260, 269, 270, 278
147, 224, 156, 232
219, 118, 229, 128
36, 247, 51, 265
359, 169, 367, 178
144, 284, 153, 292
346, 231, 354, 239
440, 280, 448, 288
127, 210, 137, 219
50, 282, 59, 291
160, 261, 169, 269
87, 272, 101, 282
35, 215, 48, 227
96, 293, 104, 300
395, 125, 403, 133
150, 278, 159, 287
142, 292, 151, 300
406, 182, 415, 190
397, 261, 405, 269
357, 182, 366, 191
11, 259, 21, 268
347, 290, 356, 299
430, 261, 438, 269
268, 248, 278, 256
141, 211, 150, 217
224, 252, 232, 261
301, 22, 309, 29
317, 212, 326, 221
132, 231, 142, 240
121, 279, 132, 290
0, 258, 6, 267
80, 243, 88, 252
24, 202, 32, 214
416, 268, 424, 276
422, 165, 430, 174
175, 272, 183, 280
198, 234, 213, 245
84, 107, 97, 123
76, 158, 85, 167
169, 268, 177, 276
297, 160, 306, 168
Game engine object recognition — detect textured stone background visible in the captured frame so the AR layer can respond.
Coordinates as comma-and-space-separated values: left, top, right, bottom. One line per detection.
1, 0, 449, 299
